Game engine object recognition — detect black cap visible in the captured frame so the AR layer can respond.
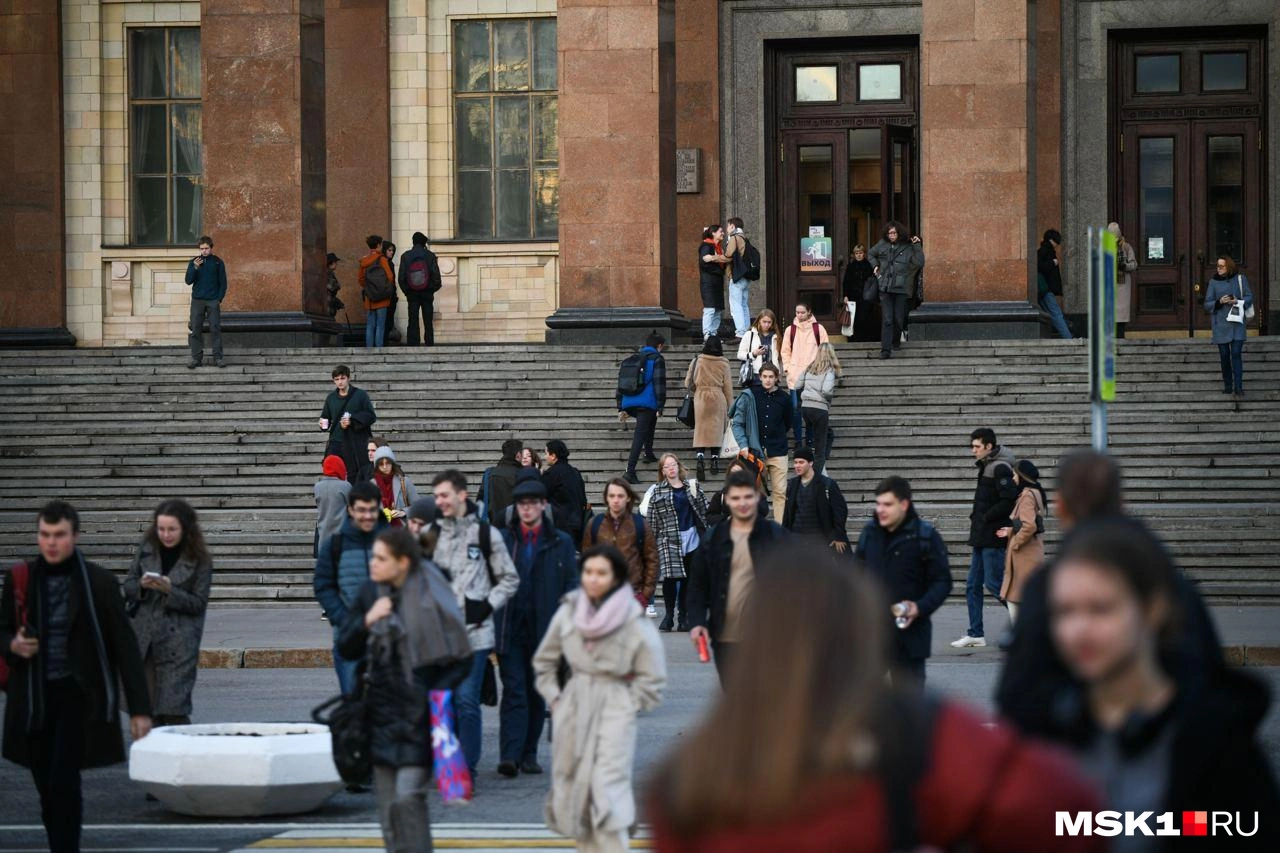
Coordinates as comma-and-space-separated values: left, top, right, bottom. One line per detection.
794, 447, 815, 463
326, 252, 341, 264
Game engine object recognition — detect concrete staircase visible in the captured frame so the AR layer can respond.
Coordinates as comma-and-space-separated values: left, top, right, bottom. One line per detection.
1, 339, 1276, 604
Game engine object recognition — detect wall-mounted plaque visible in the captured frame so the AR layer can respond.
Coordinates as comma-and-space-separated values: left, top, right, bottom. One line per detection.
676, 148, 701, 193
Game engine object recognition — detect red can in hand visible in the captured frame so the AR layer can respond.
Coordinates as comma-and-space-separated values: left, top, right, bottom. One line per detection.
696, 634, 710, 663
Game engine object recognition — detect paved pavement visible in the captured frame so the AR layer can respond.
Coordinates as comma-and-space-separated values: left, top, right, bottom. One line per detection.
200, 602, 1280, 668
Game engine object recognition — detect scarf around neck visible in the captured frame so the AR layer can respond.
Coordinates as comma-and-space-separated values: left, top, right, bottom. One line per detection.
574, 585, 637, 646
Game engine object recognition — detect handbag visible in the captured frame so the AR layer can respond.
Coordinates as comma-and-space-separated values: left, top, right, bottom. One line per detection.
311, 681, 372, 785
676, 355, 698, 428
862, 275, 880, 304
480, 653, 498, 706
1239, 275, 1255, 320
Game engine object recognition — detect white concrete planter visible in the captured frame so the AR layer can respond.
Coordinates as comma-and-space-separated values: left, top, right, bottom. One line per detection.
128, 723, 342, 817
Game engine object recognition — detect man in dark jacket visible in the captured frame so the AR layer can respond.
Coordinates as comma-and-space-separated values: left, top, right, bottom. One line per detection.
319, 364, 378, 484
541, 439, 589, 545
398, 231, 442, 346
617, 332, 667, 485
313, 482, 385, 695
749, 364, 794, 523
1, 501, 152, 853
855, 477, 952, 687
1036, 229, 1073, 340
479, 439, 523, 524
781, 448, 849, 553
687, 470, 788, 685
953, 427, 1016, 648
495, 477, 577, 777
184, 234, 229, 369
867, 222, 924, 359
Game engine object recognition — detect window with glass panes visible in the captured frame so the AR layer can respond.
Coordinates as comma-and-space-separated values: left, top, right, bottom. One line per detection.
453, 19, 558, 241
129, 28, 202, 246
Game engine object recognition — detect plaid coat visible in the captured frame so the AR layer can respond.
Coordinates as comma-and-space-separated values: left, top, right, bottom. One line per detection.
642, 480, 709, 582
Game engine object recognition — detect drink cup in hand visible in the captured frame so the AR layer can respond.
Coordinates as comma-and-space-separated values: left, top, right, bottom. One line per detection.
892, 602, 910, 630
319, 417, 330, 431
340, 413, 351, 426
696, 634, 710, 663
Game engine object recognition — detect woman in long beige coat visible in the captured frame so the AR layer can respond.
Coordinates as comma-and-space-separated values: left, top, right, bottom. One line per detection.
1108, 221, 1137, 336
683, 337, 734, 478
534, 545, 666, 853
998, 460, 1047, 625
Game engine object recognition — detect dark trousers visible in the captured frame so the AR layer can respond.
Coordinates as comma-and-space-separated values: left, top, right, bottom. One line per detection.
660, 578, 687, 626
626, 409, 657, 476
1218, 340, 1244, 391
30, 677, 87, 853
497, 622, 545, 764
188, 298, 223, 362
880, 292, 907, 354
890, 657, 926, 691
801, 407, 829, 472
384, 293, 398, 343
711, 640, 736, 687
404, 291, 435, 346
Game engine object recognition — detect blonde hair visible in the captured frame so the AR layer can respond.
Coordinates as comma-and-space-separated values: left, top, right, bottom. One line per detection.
852, 243, 866, 254
656, 452, 689, 485
807, 342, 842, 377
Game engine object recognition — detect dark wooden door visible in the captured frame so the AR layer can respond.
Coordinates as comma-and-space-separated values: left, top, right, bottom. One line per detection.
1122, 122, 1191, 330
780, 131, 847, 320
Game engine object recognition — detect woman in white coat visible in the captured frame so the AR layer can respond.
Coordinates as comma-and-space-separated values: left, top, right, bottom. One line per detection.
736, 308, 782, 386
1108, 221, 1137, 337
533, 545, 667, 853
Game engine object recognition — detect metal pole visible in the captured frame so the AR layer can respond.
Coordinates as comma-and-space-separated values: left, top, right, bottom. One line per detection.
1092, 400, 1108, 451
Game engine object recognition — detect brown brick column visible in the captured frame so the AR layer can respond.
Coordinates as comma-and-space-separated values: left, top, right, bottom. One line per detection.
325, 0, 389, 324
675, 0, 721, 323
202, 0, 330, 345
914, 0, 1039, 339
0, 1, 73, 347
546, 0, 687, 344
1035, 0, 1063, 245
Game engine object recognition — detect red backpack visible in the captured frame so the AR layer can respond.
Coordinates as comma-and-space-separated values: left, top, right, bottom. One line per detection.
0, 561, 30, 691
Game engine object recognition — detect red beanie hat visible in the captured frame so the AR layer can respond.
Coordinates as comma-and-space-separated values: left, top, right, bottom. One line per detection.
322, 454, 348, 480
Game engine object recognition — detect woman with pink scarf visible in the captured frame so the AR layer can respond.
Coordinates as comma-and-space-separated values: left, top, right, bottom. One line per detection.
533, 545, 667, 852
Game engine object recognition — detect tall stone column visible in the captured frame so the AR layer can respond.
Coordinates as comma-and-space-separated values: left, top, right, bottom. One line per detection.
202, 0, 329, 346
0, 1, 73, 347
914, 0, 1039, 339
545, 0, 687, 344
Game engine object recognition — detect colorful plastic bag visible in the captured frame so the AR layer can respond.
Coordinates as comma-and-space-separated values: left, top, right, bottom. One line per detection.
429, 690, 473, 802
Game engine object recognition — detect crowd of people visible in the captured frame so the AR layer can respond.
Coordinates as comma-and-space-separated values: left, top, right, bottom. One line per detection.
3, 317, 1277, 853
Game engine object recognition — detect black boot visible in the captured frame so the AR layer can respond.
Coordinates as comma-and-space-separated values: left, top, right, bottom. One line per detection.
659, 580, 677, 631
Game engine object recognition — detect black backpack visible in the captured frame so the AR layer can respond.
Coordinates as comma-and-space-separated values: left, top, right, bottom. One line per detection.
733, 238, 762, 281
616, 351, 657, 396
363, 260, 395, 302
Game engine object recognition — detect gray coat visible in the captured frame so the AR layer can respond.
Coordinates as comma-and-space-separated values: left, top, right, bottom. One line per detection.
314, 476, 351, 553
794, 367, 837, 413
868, 238, 925, 295
1204, 274, 1254, 344
433, 511, 519, 651
121, 542, 212, 716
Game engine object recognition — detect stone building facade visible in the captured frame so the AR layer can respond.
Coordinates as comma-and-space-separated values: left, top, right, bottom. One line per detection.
1, 0, 1275, 347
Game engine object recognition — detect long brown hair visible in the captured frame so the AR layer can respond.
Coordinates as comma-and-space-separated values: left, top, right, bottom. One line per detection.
146, 498, 210, 565
654, 547, 893, 832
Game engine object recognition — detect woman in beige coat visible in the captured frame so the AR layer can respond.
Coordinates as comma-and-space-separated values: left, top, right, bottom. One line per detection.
1108, 221, 1137, 337
998, 459, 1047, 624
684, 336, 734, 480
534, 545, 666, 853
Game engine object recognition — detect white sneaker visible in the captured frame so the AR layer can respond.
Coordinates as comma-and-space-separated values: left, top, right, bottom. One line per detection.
950, 635, 987, 648
645, 604, 658, 618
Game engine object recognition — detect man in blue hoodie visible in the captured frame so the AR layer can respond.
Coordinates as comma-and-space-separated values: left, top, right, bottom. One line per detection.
313, 481, 384, 696
617, 332, 667, 485
184, 234, 229, 369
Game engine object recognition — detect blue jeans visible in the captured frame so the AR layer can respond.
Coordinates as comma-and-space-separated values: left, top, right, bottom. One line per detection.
1218, 340, 1244, 391
1039, 293, 1073, 339
965, 547, 1006, 638
702, 306, 720, 339
333, 632, 360, 697
729, 279, 750, 335
453, 649, 492, 774
497, 624, 545, 764
365, 307, 387, 348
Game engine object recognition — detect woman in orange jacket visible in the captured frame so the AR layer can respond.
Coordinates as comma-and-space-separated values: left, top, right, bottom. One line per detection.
359, 234, 395, 348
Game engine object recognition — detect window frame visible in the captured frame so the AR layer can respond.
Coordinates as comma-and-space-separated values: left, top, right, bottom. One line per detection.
127, 26, 203, 248
452, 17, 559, 243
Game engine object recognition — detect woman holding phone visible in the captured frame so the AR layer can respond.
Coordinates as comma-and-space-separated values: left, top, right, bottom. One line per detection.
1204, 255, 1254, 399
122, 499, 213, 726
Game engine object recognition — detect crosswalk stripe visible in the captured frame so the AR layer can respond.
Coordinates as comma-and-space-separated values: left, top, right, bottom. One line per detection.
234, 824, 656, 852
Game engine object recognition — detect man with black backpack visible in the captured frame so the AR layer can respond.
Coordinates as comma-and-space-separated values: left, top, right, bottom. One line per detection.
855, 476, 952, 689
398, 231, 442, 346
725, 217, 761, 338
616, 332, 667, 485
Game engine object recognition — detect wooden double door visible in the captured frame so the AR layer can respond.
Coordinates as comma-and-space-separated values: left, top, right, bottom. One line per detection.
1113, 31, 1267, 333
